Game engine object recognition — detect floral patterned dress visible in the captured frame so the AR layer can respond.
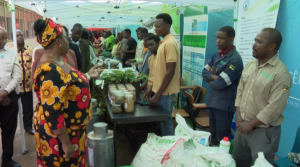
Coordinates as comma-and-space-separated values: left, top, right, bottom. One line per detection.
33, 62, 92, 167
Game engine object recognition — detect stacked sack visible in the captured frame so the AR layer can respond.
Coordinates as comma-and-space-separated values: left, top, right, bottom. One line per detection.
131, 114, 236, 167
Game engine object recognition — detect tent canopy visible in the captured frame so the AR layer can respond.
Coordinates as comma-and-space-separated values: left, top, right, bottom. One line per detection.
14, 0, 236, 29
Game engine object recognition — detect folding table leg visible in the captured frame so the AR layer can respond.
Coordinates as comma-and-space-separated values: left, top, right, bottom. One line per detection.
164, 120, 168, 136
113, 122, 117, 167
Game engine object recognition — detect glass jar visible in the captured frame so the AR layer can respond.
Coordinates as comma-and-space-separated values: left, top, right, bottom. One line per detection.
127, 87, 136, 102
121, 90, 129, 94
109, 88, 117, 96
124, 95, 134, 113
114, 92, 125, 104
118, 87, 127, 91
109, 84, 116, 87
111, 103, 122, 113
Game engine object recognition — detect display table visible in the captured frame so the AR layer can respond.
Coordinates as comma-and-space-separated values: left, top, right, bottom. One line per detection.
105, 97, 169, 166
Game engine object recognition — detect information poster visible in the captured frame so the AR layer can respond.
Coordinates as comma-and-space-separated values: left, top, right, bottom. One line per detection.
236, 0, 280, 65
182, 7, 208, 87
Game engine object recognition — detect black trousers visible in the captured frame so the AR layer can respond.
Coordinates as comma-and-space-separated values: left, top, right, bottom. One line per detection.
21, 91, 33, 131
209, 107, 234, 146
0, 91, 18, 161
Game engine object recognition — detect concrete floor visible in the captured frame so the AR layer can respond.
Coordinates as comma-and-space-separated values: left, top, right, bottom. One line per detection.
0, 121, 135, 167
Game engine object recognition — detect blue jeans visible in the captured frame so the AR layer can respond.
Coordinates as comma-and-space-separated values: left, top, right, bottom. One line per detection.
158, 94, 174, 136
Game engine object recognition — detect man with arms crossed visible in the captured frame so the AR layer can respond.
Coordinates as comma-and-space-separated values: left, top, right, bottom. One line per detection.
202, 26, 243, 146
233, 28, 292, 166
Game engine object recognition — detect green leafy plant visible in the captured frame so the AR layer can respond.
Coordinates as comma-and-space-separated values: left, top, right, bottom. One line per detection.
91, 83, 107, 115
101, 70, 148, 84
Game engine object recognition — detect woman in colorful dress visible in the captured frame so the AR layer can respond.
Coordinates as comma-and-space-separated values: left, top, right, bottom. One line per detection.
32, 18, 102, 167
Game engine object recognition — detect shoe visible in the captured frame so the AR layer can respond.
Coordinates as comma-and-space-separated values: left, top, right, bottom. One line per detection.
25, 129, 34, 135
1, 160, 21, 167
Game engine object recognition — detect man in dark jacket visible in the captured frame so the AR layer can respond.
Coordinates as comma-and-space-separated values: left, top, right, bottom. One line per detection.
62, 25, 82, 71
71, 23, 91, 73
202, 26, 243, 146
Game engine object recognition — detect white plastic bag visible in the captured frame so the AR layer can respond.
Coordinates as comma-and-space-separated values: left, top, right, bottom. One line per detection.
162, 144, 209, 167
252, 152, 273, 167
175, 114, 211, 149
195, 145, 236, 167
131, 133, 191, 167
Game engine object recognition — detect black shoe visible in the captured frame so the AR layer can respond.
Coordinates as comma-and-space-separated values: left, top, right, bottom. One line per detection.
25, 129, 34, 135
1, 160, 21, 167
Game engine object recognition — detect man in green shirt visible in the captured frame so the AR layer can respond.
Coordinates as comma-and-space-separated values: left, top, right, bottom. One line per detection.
105, 30, 115, 52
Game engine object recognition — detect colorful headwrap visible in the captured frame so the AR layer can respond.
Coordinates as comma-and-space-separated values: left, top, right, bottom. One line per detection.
35, 18, 64, 47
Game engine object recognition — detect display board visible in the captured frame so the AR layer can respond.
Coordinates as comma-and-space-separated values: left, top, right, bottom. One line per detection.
236, 0, 281, 65
182, 5, 208, 87
275, 0, 300, 158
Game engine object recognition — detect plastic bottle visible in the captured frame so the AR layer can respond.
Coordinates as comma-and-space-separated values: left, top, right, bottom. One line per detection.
108, 60, 111, 70
119, 61, 122, 70
219, 137, 231, 154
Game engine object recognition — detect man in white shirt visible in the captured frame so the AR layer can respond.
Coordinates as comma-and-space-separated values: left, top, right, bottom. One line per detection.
135, 27, 148, 70
0, 28, 22, 167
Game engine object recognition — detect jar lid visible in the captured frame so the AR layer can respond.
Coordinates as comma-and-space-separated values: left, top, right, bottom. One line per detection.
112, 90, 122, 94
125, 94, 133, 98
112, 103, 121, 106
115, 93, 125, 96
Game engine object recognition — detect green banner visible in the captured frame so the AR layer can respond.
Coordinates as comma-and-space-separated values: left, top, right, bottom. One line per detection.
184, 5, 208, 17
169, 7, 181, 34
162, 4, 176, 14
183, 35, 206, 48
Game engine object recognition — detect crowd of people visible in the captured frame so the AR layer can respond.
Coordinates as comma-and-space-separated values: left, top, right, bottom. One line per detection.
0, 12, 292, 167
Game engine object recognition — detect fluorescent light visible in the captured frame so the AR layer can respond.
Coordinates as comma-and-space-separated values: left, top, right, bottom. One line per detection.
88, 0, 109, 2
150, 1, 162, 4
131, 1, 148, 4
65, 1, 86, 3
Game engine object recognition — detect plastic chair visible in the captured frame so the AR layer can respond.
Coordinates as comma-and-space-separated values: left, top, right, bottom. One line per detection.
274, 126, 300, 167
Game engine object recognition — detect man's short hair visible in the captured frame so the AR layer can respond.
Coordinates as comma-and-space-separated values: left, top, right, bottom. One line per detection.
73, 23, 83, 29
124, 29, 131, 36
147, 35, 161, 44
143, 33, 154, 39
219, 26, 235, 38
156, 13, 173, 25
136, 27, 141, 32
139, 27, 148, 35
261, 28, 283, 50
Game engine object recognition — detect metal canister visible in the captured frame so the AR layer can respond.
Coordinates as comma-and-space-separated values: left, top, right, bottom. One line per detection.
87, 99, 100, 134
87, 122, 115, 167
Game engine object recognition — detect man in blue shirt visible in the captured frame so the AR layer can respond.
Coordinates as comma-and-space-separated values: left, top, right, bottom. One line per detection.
202, 26, 243, 146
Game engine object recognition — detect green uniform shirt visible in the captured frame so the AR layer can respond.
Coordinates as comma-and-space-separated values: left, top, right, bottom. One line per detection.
106, 35, 115, 50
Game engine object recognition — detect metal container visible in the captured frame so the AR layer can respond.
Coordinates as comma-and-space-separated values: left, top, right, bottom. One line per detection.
87, 99, 100, 134
91, 98, 98, 115
87, 122, 115, 167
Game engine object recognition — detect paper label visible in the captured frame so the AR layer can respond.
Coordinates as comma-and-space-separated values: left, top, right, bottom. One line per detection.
124, 103, 128, 108
88, 147, 94, 166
